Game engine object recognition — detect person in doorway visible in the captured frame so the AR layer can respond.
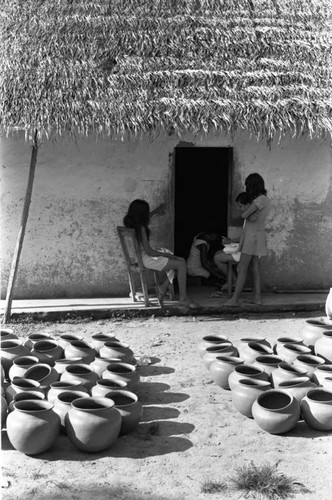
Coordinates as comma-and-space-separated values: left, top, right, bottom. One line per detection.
123, 199, 200, 309
224, 173, 270, 306
186, 232, 225, 284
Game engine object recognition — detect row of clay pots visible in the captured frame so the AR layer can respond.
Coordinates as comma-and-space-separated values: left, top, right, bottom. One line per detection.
1, 329, 143, 454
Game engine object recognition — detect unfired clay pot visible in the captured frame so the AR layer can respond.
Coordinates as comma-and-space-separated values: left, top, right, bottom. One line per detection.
252, 389, 300, 434
231, 378, 271, 418
209, 355, 244, 390
301, 388, 332, 431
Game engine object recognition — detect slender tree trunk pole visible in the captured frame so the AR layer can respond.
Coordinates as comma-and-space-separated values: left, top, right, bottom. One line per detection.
3, 130, 39, 324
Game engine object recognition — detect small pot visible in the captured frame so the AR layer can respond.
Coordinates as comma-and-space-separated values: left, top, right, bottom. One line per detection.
8, 391, 46, 412
231, 378, 271, 418
30, 340, 64, 366
312, 364, 332, 386
90, 333, 118, 353
53, 390, 90, 429
238, 341, 273, 364
272, 362, 308, 388
5, 378, 44, 403
8, 356, 40, 381
102, 362, 140, 391
202, 343, 238, 370
277, 343, 312, 364
57, 334, 83, 350
209, 355, 244, 390
301, 388, 332, 431
47, 381, 89, 403
278, 377, 317, 404
99, 341, 135, 365
293, 354, 326, 379
24, 333, 54, 350
61, 364, 98, 390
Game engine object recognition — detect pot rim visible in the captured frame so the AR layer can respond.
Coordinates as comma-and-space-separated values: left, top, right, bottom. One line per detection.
237, 378, 271, 387
295, 354, 325, 365
13, 399, 54, 412
256, 389, 294, 410
213, 355, 244, 364
11, 377, 41, 389
70, 396, 115, 411
233, 364, 265, 375
0, 339, 23, 348
56, 390, 90, 403
103, 389, 138, 406
278, 376, 311, 387
305, 388, 332, 402
278, 362, 307, 375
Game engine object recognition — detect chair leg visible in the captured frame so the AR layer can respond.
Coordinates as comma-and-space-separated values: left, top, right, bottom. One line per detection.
227, 262, 233, 299
128, 271, 137, 302
139, 272, 151, 307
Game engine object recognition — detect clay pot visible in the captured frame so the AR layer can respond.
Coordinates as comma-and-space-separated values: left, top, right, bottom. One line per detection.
277, 343, 312, 364
57, 334, 83, 350
254, 355, 283, 376
325, 288, 332, 319
90, 357, 123, 378
6, 400, 60, 455
293, 354, 326, 379
24, 363, 59, 391
104, 389, 143, 434
197, 335, 229, 358
228, 364, 269, 391
24, 333, 54, 350
54, 357, 83, 375
231, 378, 271, 418
8, 356, 40, 381
237, 338, 271, 359
1, 365, 5, 385
314, 332, 332, 363
47, 381, 89, 403
64, 340, 96, 364
65, 397, 121, 452
209, 355, 244, 390
271, 362, 308, 388
90, 333, 118, 353
300, 319, 332, 348
202, 343, 238, 370
99, 341, 135, 365
0, 340, 30, 378
30, 340, 64, 366
252, 389, 300, 434
1, 396, 8, 428
53, 390, 90, 429
313, 364, 332, 386
278, 377, 317, 404
301, 388, 332, 431
319, 377, 332, 390
61, 364, 98, 390
91, 378, 128, 397
238, 341, 273, 364
5, 378, 44, 403
273, 336, 304, 355
102, 362, 140, 391
8, 391, 46, 412
0, 328, 18, 341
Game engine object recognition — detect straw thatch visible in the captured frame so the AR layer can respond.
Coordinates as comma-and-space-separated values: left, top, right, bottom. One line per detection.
1, 0, 331, 140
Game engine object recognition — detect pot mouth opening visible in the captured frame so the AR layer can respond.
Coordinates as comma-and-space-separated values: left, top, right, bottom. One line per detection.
55, 357, 82, 364
248, 342, 272, 353
316, 365, 332, 372
279, 377, 310, 387
13, 392, 44, 402
60, 334, 81, 340
14, 356, 38, 366
103, 341, 129, 349
14, 400, 53, 412
255, 355, 282, 364
205, 343, 232, 353
57, 391, 89, 403
278, 362, 306, 374
97, 379, 127, 388
307, 389, 332, 402
235, 365, 262, 375
69, 340, 92, 349
92, 333, 115, 340
277, 337, 302, 343
238, 378, 270, 387
296, 355, 324, 365
71, 397, 114, 410
33, 340, 58, 351
106, 365, 134, 374
283, 344, 310, 352
65, 365, 92, 374
12, 378, 40, 389
214, 355, 243, 364
50, 381, 81, 388
26, 366, 51, 380
203, 335, 228, 342
258, 391, 292, 410
105, 392, 137, 406
0, 340, 21, 348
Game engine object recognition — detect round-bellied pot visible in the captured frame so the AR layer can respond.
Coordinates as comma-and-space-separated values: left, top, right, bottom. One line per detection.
252, 389, 300, 434
197, 335, 229, 358
30, 340, 64, 366
254, 355, 283, 377
314, 332, 332, 363
54, 357, 83, 375
64, 340, 96, 364
47, 381, 89, 403
301, 388, 332, 431
8, 391, 46, 412
8, 356, 40, 381
0, 340, 30, 378
90, 356, 124, 378
273, 336, 304, 355
7, 400, 60, 454
57, 334, 83, 350
271, 362, 308, 388
91, 378, 128, 397
5, 378, 44, 403
319, 377, 332, 390
231, 378, 271, 418
24, 333, 54, 350
99, 341, 135, 365
300, 319, 332, 348
228, 364, 269, 391
325, 288, 332, 319
53, 390, 90, 430
103, 389, 142, 434
90, 333, 118, 353
277, 343, 312, 364
237, 338, 271, 359
65, 397, 121, 452
102, 362, 140, 391
209, 355, 244, 390
1, 395, 8, 428
0, 329, 18, 341
312, 364, 332, 386
293, 354, 325, 379
24, 363, 59, 391
60, 364, 98, 390
202, 343, 238, 370
278, 377, 317, 404
238, 341, 273, 364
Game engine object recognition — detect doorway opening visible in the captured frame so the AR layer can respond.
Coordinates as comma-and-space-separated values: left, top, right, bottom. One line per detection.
174, 146, 232, 260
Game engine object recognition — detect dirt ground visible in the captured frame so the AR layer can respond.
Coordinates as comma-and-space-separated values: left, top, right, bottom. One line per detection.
1, 311, 332, 500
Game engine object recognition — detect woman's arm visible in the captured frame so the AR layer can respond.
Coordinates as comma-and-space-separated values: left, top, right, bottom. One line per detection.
241, 203, 259, 220
140, 227, 176, 258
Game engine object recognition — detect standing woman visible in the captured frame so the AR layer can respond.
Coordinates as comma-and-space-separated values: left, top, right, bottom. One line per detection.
224, 173, 270, 306
123, 199, 199, 309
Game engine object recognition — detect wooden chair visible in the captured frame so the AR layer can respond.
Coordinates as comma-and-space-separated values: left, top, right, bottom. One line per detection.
117, 226, 174, 307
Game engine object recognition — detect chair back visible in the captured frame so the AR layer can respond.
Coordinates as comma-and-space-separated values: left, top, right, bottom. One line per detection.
117, 226, 145, 271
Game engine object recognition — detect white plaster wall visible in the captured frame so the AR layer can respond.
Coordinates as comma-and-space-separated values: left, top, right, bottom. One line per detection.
1, 131, 331, 298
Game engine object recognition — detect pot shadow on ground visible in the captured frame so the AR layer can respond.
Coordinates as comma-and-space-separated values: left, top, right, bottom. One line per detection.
140, 405, 180, 422
137, 364, 175, 377
22, 485, 172, 500
136, 382, 190, 405
285, 420, 332, 438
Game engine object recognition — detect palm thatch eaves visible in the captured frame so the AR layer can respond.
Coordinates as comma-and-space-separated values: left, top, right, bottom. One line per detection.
1, 0, 331, 141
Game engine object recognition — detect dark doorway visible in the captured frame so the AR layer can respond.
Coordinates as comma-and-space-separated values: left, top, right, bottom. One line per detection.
174, 146, 231, 259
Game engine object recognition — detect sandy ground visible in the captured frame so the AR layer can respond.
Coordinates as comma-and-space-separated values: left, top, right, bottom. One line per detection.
1, 312, 332, 500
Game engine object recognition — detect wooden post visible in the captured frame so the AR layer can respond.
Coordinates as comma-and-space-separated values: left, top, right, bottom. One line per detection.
2, 130, 39, 324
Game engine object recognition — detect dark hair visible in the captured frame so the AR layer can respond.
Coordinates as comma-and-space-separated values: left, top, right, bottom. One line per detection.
236, 192, 250, 205
245, 173, 267, 203
123, 199, 150, 241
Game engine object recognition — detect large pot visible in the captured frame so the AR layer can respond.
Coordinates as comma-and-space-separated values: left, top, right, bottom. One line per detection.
8, 356, 40, 381
30, 340, 64, 366
0, 340, 30, 378
253, 355, 283, 377
293, 354, 325, 379
102, 362, 140, 391
271, 362, 308, 388
6, 400, 60, 455
53, 390, 90, 429
301, 388, 332, 431
231, 378, 271, 418
277, 377, 317, 404
277, 343, 312, 364
197, 335, 229, 358
47, 380, 89, 403
252, 389, 300, 434
24, 363, 59, 391
209, 355, 244, 390
103, 389, 143, 434
65, 397, 121, 452
202, 343, 237, 370
61, 364, 98, 390
314, 332, 332, 363
99, 341, 135, 365
238, 341, 273, 364
228, 364, 269, 391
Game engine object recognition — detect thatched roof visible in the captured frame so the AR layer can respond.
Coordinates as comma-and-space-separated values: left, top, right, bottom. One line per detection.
1, 0, 331, 140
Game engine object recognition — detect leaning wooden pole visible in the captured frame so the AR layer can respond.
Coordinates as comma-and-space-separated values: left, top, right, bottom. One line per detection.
3, 130, 39, 324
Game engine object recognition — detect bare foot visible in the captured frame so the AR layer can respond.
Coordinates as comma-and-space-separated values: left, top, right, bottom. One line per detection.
178, 298, 201, 309
223, 299, 240, 307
